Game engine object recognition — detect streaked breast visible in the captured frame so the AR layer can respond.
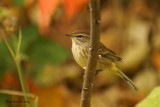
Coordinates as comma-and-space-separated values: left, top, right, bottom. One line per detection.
72, 43, 88, 68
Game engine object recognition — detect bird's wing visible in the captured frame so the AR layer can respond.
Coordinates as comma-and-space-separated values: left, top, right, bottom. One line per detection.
98, 42, 122, 62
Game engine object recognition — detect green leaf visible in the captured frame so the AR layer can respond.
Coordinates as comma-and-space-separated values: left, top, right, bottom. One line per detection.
21, 26, 39, 52
0, 43, 14, 72
12, 0, 25, 7
26, 38, 69, 70
0, 94, 10, 107
136, 87, 160, 107
11, 26, 38, 53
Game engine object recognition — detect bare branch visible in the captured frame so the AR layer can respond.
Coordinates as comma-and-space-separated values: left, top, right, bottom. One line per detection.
80, 0, 100, 107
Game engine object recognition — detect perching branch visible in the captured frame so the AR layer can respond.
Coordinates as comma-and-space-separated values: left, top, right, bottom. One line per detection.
80, 0, 100, 107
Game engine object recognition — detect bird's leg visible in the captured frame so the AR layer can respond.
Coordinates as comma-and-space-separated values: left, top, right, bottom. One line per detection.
83, 66, 102, 75
95, 70, 102, 75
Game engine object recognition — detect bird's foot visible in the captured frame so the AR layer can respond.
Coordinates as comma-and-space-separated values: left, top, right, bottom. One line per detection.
95, 70, 102, 75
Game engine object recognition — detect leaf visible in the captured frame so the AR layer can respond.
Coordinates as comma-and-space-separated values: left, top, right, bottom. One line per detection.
26, 38, 69, 70
12, 0, 25, 7
32, 85, 70, 107
0, 42, 14, 71
136, 87, 160, 107
0, 26, 38, 72
64, 0, 88, 19
1, 71, 19, 89
38, 0, 60, 33
0, 94, 10, 107
21, 26, 39, 52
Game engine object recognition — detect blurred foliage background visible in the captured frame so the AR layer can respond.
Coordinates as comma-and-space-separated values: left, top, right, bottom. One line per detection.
0, 0, 160, 107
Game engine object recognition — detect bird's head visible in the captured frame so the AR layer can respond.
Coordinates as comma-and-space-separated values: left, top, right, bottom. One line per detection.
66, 31, 90, 45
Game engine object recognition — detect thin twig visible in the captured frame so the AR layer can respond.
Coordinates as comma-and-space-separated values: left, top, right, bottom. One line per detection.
0, 29, 30, 107
15, 62, 30, 107
80, 0, 100, 107
0, 89, 35, 98
16, 29, 22, 57
0, 30, 15, 59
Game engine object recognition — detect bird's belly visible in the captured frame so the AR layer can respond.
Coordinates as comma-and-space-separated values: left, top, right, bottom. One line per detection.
72, 45, 88, 68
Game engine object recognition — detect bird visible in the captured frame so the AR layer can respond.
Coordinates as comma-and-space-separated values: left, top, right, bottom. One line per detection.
66, 30, 138, 90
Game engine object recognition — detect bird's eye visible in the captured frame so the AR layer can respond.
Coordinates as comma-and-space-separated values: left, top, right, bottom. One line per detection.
77, 34, 83, 39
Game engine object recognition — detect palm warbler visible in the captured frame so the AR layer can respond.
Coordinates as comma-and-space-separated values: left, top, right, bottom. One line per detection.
66, 31, 137, 90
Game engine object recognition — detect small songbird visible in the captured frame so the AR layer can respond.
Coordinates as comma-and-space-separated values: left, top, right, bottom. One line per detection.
66, 30, 138, 90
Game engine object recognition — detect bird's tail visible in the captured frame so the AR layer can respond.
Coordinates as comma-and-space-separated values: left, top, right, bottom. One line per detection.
111, 65, 138, 91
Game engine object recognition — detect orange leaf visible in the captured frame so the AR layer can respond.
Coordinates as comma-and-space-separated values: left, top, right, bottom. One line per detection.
32, 85, 70, 107
2, 72, 19, 89
25, 77, 37, 91
38, 0, 60, 33
64, 0, 88, 19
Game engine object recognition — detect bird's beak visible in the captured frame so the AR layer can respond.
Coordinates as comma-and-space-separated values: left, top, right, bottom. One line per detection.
65, 34, 72, 37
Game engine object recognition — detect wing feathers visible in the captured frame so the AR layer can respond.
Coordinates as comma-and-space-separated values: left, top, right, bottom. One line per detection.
99, 42, 122, 62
